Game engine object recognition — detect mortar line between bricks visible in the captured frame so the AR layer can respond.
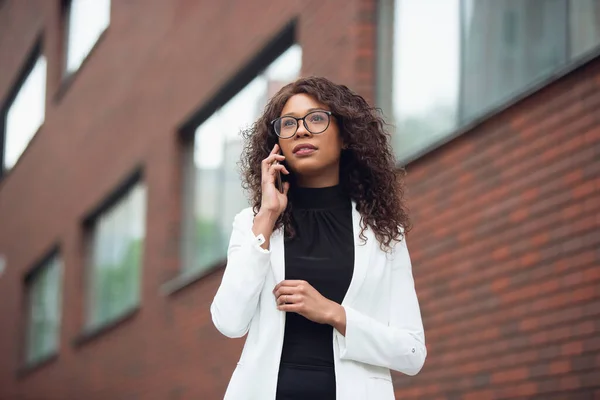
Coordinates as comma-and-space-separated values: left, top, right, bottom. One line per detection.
394, 339, 600, 393
416, 206, 599, 285
415, 347, 600, 385
413, 172, 600, 265
423, 260, 600, 335
411, 127, 600, 222
421, 230, 600, 307
408, 96, 600, 195
425, 277, 600, 346
411, 136, 600, 221
425, 321, 600, 373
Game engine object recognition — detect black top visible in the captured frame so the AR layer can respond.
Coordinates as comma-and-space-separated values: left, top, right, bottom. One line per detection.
276, 185, 355, 399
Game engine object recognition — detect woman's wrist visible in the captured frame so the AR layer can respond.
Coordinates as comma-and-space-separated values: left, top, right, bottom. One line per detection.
327, 302, 347, 335
252, 210, 279, 249
255, 208, 279, 225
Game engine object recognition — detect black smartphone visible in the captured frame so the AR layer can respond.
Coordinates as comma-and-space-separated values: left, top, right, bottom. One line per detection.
273, 160, 284, 193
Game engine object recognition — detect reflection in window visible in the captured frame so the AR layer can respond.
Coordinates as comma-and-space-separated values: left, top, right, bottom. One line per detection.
389, 0, 600, 162
4, 56, 47, 170
462, 0, 566, 121
65, 0, 111, 74
25, 254, 62, 365
186, 45, 302, 273
570, 0, 600, 59
392, 0, 460, 160
87, 183, 146, 329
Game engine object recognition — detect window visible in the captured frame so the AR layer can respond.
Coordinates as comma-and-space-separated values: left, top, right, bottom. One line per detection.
390, 0, 460, 163
25, 253, 62, 365
383, 0, 600, 163
570, 0, 600, 59
65, 0, 110, 74
461, 0, 567, 121
86, 182, 146, 329
3, 55, 47, 171
182, 45, 302, 274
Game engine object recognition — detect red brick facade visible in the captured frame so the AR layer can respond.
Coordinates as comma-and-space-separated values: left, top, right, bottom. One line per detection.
402, 59, 600, 398
0, 1, 598, 399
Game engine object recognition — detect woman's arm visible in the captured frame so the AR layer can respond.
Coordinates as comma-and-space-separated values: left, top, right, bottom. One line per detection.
210, 209, 275, 338
333, 237, 427, 376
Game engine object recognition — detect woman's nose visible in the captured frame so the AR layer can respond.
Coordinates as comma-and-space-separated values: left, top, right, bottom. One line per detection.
295, 121, 312, 137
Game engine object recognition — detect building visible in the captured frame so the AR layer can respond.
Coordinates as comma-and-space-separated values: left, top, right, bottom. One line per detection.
0, 0, 599, 398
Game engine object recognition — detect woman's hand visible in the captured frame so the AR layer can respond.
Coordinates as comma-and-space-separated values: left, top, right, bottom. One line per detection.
273, 280, 346, 332
252, 144, 290, 249
259, 144, 290, 217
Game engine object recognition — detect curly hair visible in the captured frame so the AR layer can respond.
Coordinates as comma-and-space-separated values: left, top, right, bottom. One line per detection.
240, 76, 411, 251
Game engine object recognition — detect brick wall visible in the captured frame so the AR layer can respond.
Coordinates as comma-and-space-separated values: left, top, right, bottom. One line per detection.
400, 58, 600, 399
0, 0, 378, 399
1, 0, 599, 399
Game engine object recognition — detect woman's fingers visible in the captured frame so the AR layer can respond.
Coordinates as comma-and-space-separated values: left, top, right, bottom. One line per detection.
273, 285, 297, 298
274, 286, 302, 305
262, 148, 285, 165
261, 144, 289, 182
276, 294, 302, 306
271, 143, 280, 155
265, 153, 285, 163
261, 156, 283, 177
268, 163, 289, 177
277, 303, 302, 312
273, 280, 306, 292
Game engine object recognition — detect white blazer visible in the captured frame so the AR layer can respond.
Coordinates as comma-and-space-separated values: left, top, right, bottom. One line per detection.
210, 203, 426, 399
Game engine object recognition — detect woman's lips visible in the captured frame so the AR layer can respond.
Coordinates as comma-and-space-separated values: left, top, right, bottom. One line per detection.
292, 143, 318, 156
294, 148, 317, 156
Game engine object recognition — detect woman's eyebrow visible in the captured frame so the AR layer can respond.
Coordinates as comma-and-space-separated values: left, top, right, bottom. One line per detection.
281, 107, 326, 117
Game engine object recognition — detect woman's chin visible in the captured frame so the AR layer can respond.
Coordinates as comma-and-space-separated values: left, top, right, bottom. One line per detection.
290, 160, 323, 174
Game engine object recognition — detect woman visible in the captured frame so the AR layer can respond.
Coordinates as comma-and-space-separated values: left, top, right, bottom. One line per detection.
210, 76, 426, 399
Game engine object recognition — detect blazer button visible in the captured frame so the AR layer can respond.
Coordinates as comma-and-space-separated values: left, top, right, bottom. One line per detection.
411, 348, 415, 353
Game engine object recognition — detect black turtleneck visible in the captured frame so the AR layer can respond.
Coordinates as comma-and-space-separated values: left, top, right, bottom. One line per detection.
276, 185, 355, 400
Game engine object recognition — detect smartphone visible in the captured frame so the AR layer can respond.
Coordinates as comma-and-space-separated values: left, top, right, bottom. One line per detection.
273, 160, 284, 193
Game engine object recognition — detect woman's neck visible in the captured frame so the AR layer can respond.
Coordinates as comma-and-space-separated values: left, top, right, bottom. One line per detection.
295, 165, 340, 188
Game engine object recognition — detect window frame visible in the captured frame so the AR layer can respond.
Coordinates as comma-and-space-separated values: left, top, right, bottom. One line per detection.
161, 19, 298, 295
75, 167, 146, 344
21, 247, 63, 372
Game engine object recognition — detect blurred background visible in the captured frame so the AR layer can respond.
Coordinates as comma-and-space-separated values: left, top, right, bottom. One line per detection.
0, 0, 599, 399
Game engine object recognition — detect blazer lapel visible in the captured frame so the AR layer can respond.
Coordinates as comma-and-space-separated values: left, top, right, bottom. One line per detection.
342, 201, 371, 306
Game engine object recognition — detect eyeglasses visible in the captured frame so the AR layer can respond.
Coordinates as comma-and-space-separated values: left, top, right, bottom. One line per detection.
271, 110, 333, 139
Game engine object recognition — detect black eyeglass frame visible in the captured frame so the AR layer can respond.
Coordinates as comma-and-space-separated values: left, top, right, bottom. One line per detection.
271, 110, 333, 139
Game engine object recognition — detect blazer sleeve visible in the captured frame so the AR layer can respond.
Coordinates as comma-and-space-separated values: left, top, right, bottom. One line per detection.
210, 208, 272, 338
334, 236, 427, 376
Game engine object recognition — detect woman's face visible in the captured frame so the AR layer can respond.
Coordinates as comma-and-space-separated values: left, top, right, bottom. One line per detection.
276, 93, 343, 186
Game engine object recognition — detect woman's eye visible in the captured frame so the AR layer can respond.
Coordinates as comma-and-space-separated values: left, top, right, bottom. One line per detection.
310, 115, 323, 122
283, 119, 295, 127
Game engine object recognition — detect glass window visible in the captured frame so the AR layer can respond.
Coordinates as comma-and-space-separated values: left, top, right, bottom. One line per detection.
387, 0, 600, 163
570, 0, 600, 59
66, 0, 110, 74
184, 45, 302, 273
461, 0, 567, 121
87, 183, 146, 329
25, 254, 62, 365
392, 0, 460, 161
4, 56, 47, 170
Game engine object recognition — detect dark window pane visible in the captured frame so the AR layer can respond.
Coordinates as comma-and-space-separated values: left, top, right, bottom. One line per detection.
569, 0, 600, 59
461, 0, 567, 121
